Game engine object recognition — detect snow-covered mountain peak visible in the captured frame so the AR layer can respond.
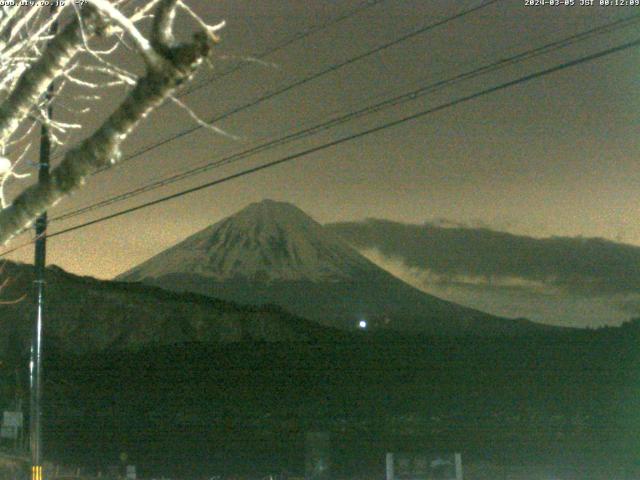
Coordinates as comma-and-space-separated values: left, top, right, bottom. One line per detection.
225, 199, 320, 233
120, 199, 378, 283
118, 200, 549, 334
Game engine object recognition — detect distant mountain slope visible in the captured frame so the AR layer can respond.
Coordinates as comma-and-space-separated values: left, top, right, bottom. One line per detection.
121, 199, 379, 283
0, 261, 335, 356
119, 200, 555, 335
40, 323, 640, 476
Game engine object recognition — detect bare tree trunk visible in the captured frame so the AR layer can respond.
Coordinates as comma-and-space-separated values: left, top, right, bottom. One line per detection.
0, 7, 105, 146
0, 0, 217, 244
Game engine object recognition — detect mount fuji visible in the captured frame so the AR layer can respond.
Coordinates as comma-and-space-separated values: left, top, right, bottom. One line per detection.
118, 200, 551, 335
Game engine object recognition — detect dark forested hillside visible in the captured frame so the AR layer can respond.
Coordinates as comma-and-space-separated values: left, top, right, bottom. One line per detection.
25, 321, 640, 478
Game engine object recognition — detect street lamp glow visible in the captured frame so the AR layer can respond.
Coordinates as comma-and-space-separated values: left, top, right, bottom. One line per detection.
358, 320, 367, 329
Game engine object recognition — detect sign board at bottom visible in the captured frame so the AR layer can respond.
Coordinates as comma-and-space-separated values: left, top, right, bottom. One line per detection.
0, 412, 22, 440
0, 426, 17, 440
386, 452, 463, 480
2, 411, 23, 427
126, 465, 136, 480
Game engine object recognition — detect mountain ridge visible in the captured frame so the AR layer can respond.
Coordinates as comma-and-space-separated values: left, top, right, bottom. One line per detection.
119, 199, 556, 335
0, 260, 338, 356
121, 199, 380, 283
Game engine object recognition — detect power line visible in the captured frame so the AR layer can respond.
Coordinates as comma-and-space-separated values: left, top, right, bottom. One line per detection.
49, 0, 385, 164
83, 0, 501, 177
177, 0, 386, 98
49, 12, 640, 224
28, 36, 638, 247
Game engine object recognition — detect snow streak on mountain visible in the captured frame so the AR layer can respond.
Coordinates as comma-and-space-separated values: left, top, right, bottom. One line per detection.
120, 200, 554, 335
123, 200, 378, 283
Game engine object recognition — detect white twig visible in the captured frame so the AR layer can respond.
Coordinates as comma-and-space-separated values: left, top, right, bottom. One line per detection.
169, 94, 239, 140
0, 144, 31, 209
82, 64, 137, 85
129, 0, 162, 23
177, 0, 225, 44
0, 0, 222, 243
85, 0, 162, 66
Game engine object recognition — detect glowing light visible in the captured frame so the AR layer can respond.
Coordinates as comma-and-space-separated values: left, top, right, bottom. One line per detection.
358, 320, 367, 329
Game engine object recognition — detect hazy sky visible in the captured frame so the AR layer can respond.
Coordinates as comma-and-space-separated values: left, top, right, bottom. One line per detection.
3, 0, 640, 326
327, 219, 640, 327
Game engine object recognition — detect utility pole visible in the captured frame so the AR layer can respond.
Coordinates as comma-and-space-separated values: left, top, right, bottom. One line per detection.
30, 10, 57, 480
30, 92, 51, 480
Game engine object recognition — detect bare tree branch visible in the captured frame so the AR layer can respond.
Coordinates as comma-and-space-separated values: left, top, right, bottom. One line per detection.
0, 6, 106, 147
0, 0, 217, 245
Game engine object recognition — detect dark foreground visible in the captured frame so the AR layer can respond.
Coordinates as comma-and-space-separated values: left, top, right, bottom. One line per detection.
1, 322, 639, 479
